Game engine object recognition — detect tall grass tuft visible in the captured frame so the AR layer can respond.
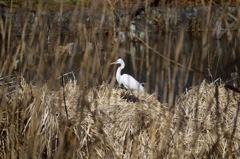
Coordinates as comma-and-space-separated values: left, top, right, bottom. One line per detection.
0, 0, 240, 158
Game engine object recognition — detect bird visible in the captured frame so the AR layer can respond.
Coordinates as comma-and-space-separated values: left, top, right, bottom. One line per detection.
111, 58, 144, 94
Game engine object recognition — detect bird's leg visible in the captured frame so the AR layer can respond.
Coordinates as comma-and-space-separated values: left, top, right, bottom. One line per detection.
118, 84, 125, 91
118, 84, 122, 88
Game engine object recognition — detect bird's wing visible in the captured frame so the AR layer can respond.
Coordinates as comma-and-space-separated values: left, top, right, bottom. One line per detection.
121, 74, 144, 92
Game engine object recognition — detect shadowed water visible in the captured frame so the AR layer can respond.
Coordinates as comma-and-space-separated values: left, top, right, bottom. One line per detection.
1, 6, 240, 102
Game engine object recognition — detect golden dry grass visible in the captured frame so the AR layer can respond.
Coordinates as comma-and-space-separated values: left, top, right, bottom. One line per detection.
0, 78, 239, 158
0, 0, 240, 158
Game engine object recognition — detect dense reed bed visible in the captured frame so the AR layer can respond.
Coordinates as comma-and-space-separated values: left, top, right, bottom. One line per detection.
0, 0, 240, 158
0, 78, 239, 158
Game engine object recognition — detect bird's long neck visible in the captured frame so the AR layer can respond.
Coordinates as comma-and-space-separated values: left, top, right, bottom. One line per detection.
116, 63, 125, 83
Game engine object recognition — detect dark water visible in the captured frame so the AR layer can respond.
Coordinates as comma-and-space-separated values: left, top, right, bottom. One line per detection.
113, 31, 240, 101
3, 7, 240, 102
13, 30, 238, 102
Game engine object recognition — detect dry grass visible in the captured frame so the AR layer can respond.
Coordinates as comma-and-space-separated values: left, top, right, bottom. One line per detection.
0, 0, 240, 158
174, 80, 240, 158
0, 78, 240, 158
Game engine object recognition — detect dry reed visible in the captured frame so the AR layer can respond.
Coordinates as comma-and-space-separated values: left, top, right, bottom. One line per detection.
0, 0, 240, 158
0, 78, 240, 158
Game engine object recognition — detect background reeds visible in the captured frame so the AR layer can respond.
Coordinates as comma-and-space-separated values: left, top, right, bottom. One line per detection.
0, 0, 239, 158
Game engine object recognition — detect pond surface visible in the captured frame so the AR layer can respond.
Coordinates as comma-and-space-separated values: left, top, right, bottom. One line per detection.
1, 7, 240, 102
115, 31, 240, 101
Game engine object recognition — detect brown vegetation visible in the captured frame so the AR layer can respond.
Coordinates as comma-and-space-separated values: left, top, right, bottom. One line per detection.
0, 0, 240, 158
0, 78, 239, 158
0, 0, 239, 10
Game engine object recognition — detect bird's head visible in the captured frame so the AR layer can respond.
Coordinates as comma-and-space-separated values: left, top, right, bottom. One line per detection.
110, 58, 124, 65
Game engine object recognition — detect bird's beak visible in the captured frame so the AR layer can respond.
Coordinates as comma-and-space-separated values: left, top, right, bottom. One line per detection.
110, 61, 117, 65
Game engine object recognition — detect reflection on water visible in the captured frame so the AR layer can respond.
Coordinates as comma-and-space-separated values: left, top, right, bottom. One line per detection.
115, 31, 239, 101
2, 7, 239, 100
58, 31, 238, 102
14, 29, 240, 102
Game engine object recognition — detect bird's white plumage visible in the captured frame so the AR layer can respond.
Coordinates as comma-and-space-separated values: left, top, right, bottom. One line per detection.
112, 58, 144, 94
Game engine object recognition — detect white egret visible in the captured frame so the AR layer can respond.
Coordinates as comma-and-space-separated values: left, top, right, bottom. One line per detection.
111, 58, 144, 94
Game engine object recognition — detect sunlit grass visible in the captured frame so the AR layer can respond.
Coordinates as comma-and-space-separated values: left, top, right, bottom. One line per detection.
0, 0, 239, 158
